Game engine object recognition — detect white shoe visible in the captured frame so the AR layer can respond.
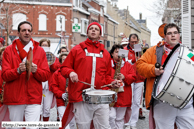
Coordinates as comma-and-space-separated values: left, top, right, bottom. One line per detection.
130, 126, 137, 129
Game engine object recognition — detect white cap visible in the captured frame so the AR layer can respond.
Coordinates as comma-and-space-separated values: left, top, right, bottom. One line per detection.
121, 38, 128, 45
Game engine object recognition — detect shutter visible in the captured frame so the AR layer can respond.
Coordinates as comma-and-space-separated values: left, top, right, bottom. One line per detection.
182, 0, 191, 48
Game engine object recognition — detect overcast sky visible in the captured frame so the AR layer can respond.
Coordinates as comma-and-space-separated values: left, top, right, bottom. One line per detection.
113, 0, 163, 46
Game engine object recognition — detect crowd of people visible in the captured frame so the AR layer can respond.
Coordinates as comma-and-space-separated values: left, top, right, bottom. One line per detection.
0, 21, 193, 129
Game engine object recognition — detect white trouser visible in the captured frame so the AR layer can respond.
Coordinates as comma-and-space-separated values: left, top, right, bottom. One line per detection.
8, 104, 41, 129
73, 101, 111, 129
109, 107, 127, 129
154, 101, 194, 129
126, 82, 144, 127
57, 106, 76, 129
41, 88, 53, 117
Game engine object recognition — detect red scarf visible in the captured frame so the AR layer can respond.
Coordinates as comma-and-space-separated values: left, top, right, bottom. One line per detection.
85, 38, 100, 48
157, 40, 181, 50
15, 38, 34, 60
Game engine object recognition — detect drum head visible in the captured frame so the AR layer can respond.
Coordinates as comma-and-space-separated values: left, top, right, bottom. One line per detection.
86, 90, 115, 95
155, 47, 180, 96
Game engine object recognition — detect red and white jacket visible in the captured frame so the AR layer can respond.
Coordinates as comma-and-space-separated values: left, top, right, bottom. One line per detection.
124, 45, 145, 83
60, 38, 114, 103
51, 69, 67, 107
2, 39, 50, 105
111, 59, 136, 107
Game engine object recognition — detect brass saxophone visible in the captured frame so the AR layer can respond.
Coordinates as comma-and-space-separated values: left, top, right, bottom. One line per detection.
109, 57, 124, 107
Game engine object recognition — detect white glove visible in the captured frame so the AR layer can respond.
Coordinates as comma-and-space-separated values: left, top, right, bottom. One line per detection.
62, 93, 68, 101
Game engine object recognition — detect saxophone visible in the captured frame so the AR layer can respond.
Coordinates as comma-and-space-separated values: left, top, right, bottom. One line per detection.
109, 57, 124, 107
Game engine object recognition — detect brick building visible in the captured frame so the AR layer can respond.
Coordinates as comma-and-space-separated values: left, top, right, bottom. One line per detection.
72, 0, 106, 46
1, 0, 73, 54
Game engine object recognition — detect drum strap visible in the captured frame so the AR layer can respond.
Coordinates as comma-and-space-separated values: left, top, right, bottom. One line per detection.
150, 45, 164, 106
85, 49, 103, 88
151, 43, 181, 107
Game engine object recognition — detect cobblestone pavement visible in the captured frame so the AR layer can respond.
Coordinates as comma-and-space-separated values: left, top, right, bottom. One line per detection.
136, 107, 149, 129
49, 107, 150, 129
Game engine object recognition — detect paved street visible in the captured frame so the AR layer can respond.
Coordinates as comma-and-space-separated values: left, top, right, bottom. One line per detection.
49, 106, 149, 129
136, 107, 149, 129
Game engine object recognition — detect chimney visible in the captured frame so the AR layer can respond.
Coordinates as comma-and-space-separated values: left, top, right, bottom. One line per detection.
139, 13, 142, 20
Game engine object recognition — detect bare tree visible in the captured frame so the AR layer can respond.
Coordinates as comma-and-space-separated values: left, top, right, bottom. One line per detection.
149, 0, 181, 26
0, 2, 29, 46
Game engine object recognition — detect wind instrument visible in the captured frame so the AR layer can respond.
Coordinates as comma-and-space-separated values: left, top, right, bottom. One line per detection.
109, 49, 128, 107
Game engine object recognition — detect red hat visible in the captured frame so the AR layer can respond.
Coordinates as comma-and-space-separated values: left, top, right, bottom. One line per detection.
87, 22, 102, 35
0, 38, 4, 45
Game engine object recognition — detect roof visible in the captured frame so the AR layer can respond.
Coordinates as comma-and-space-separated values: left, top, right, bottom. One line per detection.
104, 13, 119, 24
82, 0, 93, 8
136, 19, 146, 24
136, 20, 151, 33
118, 9, 141, 32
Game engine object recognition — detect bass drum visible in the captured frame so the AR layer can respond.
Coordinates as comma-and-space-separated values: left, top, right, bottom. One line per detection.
154, 45, 194, 109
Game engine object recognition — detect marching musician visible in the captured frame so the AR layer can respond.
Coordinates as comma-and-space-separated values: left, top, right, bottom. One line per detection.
50, 52, 76, 128
39, 38, 61, 121
2, 21, 50, 125
124, 34, 146, 129
58, 45, 68, 54
136, 23, 194, 129
109, 44, 136, 129
60, 22, 120, 129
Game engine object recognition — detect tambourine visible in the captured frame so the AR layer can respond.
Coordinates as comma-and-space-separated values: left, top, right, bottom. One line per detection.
46, 52, 55, 66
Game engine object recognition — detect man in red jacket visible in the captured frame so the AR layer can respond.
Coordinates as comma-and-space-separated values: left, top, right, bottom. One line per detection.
51, 52, 76, 129
2, 21, 50, 124
61, 22, 120, 129
124, 34, 145, 129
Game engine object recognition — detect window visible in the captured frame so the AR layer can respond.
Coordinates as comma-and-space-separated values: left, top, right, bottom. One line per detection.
39, 14, 47, 31
107, 41, 110, 47
74, 18, 78, 24
56, 15, 65, 31
100, 7, 103, 16
12, 13, 26, 30
101, 24, 104, 37
81, 19, 88, 35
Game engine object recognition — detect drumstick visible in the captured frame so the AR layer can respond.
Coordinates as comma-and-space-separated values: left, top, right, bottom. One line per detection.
78, 80, 96, 87
101, 84, 112, 88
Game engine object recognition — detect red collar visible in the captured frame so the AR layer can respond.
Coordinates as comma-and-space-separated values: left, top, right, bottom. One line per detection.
80, 38, 104, 51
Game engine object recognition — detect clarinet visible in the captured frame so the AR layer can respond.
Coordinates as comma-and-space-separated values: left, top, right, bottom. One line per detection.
109, 57, 123, 107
